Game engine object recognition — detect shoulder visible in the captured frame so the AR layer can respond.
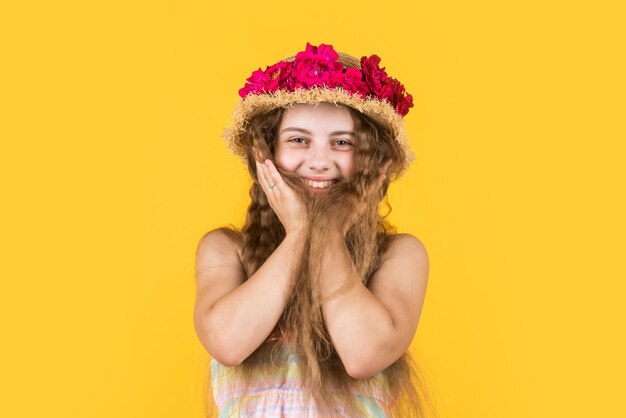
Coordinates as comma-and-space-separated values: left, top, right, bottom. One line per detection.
383, 233, 429, 264
369, 233, 429, 290
194, 228, 247, 309
197, 227, 243, 255
196, 227, 244, 270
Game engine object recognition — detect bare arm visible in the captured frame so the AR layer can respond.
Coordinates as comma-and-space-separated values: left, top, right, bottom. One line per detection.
319, 231, 429, 379
193, 227, 307, 366
194, 159, 308, 366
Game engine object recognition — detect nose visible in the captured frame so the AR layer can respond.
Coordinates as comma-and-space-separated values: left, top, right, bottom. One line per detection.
306, 147, 331, 171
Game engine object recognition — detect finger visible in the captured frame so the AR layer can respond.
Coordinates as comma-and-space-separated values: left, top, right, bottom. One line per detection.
255, 160, 270, 193
264, 159, 284, 190
260, 160, 277, 191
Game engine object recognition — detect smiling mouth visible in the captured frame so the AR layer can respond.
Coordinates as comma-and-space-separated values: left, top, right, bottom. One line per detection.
303, 179, 336, 189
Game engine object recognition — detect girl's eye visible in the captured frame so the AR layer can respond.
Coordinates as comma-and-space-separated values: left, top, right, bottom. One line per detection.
289, 137, 307, 144
334, 139, 353, 146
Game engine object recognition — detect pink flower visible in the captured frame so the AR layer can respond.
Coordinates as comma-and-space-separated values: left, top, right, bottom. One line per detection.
292, 42, 343, 88
329, 67, 368, 97
238, 43, 413, 117
264, 61, 292, 93
238, 67, 268, 97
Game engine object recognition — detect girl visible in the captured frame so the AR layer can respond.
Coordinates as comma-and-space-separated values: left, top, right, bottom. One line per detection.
194, 43, 434, 417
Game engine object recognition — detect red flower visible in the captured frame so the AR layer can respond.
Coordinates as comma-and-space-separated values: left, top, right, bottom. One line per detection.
379, 82, 397, 101
328, 67, 368, 97
238, 43, 414, 117
292, 43, 343, 88
360, 55, 389, 94
376, 77, 413, 116
238, 67, 268, 97
395, 93, 414, 117
264, 61, 292, 93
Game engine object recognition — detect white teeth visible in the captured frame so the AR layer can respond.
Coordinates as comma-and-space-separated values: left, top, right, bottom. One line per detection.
305, 179, 332, 189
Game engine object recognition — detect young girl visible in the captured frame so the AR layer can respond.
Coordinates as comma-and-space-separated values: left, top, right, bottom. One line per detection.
194, 43, 434, 417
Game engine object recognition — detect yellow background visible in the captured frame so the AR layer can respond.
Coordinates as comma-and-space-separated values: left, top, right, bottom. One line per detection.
1, 1, 624, 417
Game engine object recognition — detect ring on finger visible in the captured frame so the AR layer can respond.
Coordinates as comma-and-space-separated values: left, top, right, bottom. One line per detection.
269, 183, 276, 189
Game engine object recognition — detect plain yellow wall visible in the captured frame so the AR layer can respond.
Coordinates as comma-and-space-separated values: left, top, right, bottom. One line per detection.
2, 1, 625, 417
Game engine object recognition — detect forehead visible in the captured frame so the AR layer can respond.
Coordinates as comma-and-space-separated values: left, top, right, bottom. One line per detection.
279, 103, 354, 133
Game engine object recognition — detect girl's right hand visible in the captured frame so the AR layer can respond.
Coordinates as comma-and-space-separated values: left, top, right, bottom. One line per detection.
255, 159, 308, 235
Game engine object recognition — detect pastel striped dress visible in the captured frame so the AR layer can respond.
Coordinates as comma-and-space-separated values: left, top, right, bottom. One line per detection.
210, 346, 392, 417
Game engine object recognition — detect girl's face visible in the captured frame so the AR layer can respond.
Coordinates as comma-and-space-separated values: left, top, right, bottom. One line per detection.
275, 103, 356, 194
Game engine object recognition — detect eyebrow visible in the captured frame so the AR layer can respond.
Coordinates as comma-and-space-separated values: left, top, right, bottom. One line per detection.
279, 127, 356, 137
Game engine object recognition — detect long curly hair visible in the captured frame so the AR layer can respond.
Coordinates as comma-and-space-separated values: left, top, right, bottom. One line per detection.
211, 104, 437, 417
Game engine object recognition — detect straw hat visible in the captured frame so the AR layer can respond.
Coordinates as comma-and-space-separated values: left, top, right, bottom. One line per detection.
223, 43, 415, 173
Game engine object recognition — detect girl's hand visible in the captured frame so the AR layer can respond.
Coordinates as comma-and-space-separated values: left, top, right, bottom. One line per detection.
255, 159, 308, 235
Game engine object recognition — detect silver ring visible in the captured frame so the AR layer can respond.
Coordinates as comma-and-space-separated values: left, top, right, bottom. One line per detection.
269, 183, 276, 189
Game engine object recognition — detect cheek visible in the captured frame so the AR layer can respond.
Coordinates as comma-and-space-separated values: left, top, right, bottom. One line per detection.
341, 154, 356, 178
275, 150, 298, 172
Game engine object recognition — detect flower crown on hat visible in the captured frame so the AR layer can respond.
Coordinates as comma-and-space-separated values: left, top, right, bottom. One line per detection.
239, 43, 414, 117
223, 43, 416, 173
